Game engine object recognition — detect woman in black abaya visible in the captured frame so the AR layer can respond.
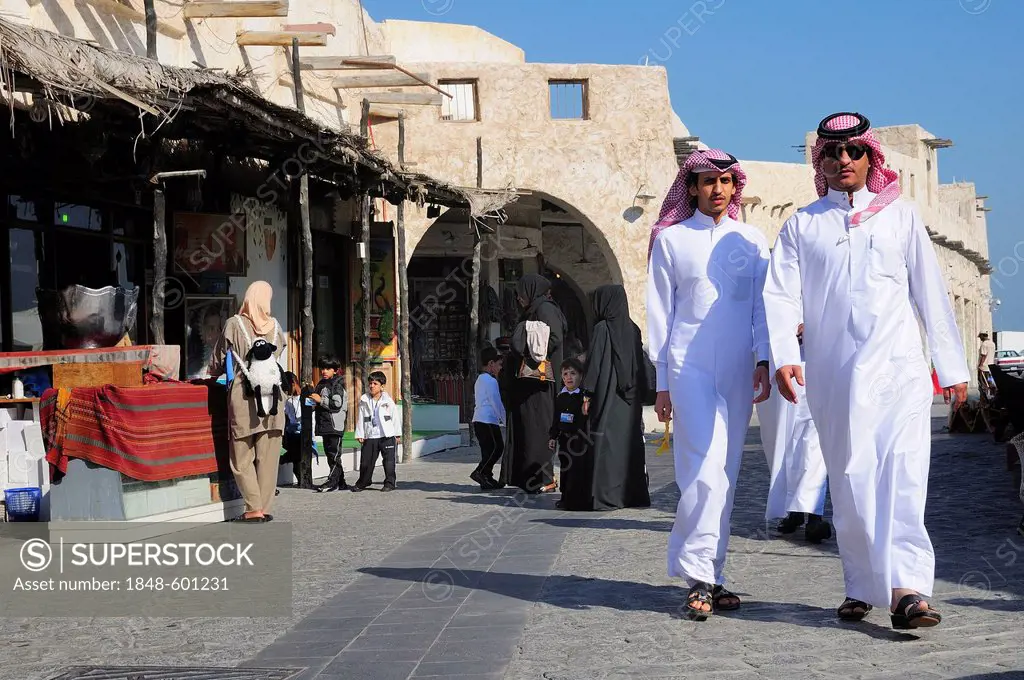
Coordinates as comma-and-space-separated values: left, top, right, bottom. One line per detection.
499, 274, 566, 493
569, 284, 650, 511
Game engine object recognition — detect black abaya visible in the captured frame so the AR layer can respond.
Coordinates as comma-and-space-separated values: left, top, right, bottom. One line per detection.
573, 286, 651, 511
499, 275, 566, 492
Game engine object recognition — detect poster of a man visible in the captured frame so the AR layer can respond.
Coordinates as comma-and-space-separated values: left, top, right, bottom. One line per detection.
185, 295, 235, 379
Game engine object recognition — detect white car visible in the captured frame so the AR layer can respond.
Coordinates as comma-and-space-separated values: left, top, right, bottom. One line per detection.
994, 349, 1024, 372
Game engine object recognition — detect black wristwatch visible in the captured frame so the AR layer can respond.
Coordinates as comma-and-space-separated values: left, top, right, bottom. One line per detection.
756, 360, 769, 370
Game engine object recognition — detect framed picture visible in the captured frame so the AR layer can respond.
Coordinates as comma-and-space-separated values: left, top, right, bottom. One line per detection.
184, 295, 236, 380
173, 212, 248, 276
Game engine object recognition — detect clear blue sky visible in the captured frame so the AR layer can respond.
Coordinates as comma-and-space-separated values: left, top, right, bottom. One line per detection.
364, 0, 1023, 329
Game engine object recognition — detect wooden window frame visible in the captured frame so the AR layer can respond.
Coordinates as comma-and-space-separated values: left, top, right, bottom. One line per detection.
548, 79, 589, 121
438, 79, 480, 123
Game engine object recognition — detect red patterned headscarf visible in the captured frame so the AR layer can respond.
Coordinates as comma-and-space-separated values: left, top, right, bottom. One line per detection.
648, 149, 747, 258
811, 112, 901, 226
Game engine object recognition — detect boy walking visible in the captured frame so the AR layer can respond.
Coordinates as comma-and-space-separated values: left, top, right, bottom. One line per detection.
471, 347, 506, 490
353, 370, 399, 492
311, 356, 349, 493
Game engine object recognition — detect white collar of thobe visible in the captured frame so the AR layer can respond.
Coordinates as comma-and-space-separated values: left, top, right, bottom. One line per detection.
826, 186, 876, 211
560, 387, 581, 395
692, 208, 730, 229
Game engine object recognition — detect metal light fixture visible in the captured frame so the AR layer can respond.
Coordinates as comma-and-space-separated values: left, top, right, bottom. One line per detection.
427, 204, 441, 219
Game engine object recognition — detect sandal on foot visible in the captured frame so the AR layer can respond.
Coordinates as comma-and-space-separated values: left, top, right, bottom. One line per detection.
230, 515, 268, 523
890, 594, 941, 630
712, 585, 741, 611
837, 597, 872, 621
684, 582, 714, 621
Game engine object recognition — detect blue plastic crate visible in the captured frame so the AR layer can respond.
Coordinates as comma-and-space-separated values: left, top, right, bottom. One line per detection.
4, 487, 41, 522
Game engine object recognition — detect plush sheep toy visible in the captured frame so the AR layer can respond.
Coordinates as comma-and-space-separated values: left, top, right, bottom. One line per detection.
232, 338, 284, 417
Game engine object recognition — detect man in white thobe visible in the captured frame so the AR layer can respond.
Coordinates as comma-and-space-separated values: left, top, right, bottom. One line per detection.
647, 149, 772, 621
756, 323, 831, 543
764, 112, 969, 630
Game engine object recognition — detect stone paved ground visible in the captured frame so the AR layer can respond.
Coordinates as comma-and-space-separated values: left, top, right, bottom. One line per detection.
4, 415, 1024, 680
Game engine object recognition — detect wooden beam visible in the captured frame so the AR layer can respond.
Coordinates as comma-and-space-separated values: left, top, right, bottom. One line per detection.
284, 22, 335, 35
397, 111, 413, 462
299, 55, 396, 70
79, 0, 186, 38
150, 188, 167, 345
332, 72, 431, 89
367, 105, 405, 119
183, 1, 288, 18
363, 92, 442, 106
236, 30, 329, 46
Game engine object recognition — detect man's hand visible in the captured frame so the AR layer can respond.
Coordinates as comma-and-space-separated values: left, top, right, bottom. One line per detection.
775, 365, 805, 404
548, 439, 557, 451
944, 382, 969, 410
356, 438, 364, 445
309, 393, 322, 404
753, 365, 771, 404
582, 397, 590, 417
654, 391, 672, 423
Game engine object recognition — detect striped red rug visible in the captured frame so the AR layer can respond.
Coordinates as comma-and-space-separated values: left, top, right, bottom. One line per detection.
42, 383, 223, 482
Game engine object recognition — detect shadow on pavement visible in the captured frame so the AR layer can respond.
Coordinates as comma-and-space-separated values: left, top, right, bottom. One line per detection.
360, 565, 929, 640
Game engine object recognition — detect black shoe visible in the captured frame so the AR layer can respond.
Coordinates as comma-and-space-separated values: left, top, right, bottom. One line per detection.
470, 470, 490, 489
351, 484, 368, 493
485, 475, 504, 489
777, 512, 805, 534
805, 514, 832, 543
315, 468, 345, 493
381, 484, 395, 492
275, 489, 280, 496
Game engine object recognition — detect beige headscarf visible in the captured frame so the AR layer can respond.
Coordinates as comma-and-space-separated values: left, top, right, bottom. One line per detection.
238, 281, 275, 335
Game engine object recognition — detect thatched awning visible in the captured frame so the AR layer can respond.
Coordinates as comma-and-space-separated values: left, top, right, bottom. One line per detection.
0, 16, 468, 207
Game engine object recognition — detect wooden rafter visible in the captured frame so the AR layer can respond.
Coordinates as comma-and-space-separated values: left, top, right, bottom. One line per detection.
332, 72, 431, 89
363, 91, 442, 106
236, 30, 329, 46
299, 55, 396, 70
183, 1, 288, 18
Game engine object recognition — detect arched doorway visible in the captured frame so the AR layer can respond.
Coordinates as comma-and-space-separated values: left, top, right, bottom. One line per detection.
406, 191, 621, 416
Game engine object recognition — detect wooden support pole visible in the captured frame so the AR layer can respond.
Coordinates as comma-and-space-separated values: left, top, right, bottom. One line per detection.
360, 98, 372, 397
150, 188, 166, 345
468, 137, 484, 443
144, 0, 158, 60
397, 112, 413, 463
292, 37, 314, 488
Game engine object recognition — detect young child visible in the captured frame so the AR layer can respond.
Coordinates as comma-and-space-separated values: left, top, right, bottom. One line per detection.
353, 370, 399, 492
311, 355, 349, 493
281, 371, 303, 485
471, 347, 505, 490
549, 358, 587, 509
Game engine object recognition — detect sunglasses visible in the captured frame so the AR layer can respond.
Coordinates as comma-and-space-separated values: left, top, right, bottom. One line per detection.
821, 142, 868, 162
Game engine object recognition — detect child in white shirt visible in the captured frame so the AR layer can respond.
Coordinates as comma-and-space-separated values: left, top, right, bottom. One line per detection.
471, 347, 505, 490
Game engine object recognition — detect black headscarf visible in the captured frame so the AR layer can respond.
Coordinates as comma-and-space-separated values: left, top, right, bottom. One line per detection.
591, 284, 638, 398
515, 274, 551, 319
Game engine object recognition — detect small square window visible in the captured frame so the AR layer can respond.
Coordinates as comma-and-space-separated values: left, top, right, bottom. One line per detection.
549, 80, 588, 120
439, 80, 478, 122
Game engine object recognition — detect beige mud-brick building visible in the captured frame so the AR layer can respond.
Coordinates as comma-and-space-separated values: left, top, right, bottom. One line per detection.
4, 0, 993, 381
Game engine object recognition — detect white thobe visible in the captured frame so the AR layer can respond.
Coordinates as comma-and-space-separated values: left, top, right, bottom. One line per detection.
755, 355, 827, 520
647, 209, 770, 586
763, 187, 969, 608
